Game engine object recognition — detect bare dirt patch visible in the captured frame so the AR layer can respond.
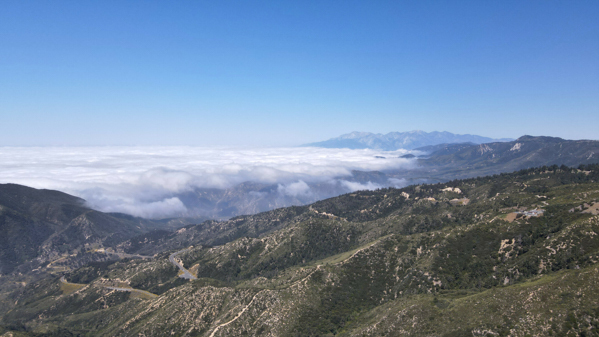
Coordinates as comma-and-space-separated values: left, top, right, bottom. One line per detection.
449, 198, 470, 206
583, 202, 599, 215
504, 213, 518, 223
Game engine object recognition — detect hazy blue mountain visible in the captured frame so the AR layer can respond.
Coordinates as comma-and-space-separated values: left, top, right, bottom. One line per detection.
303, 130, 513, 150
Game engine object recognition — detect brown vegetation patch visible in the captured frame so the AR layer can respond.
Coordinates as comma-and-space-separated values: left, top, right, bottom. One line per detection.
504, 213, 518, 223
60, 280, 85, 295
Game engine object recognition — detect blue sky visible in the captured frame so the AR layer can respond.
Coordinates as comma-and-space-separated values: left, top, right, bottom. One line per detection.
1, 1, 598, 146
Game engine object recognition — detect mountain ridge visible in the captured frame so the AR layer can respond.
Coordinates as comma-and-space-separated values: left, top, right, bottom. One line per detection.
399, 135, 599, 182
0, 184, 193, 275
304, 130, 513, 150
3, 164, 599, 335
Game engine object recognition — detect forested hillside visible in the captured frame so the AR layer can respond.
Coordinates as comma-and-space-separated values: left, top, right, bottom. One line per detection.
2, 164, 599, 336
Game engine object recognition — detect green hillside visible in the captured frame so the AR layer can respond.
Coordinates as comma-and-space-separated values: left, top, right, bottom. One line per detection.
2, 164, 599, 336
401, 136, 599, 183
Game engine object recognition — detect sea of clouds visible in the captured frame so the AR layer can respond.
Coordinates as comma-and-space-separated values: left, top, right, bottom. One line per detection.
0, 146, 418, 218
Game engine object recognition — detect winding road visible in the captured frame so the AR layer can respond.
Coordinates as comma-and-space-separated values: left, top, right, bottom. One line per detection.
206, 238, 384, 336
60, 276, 157, 298
105, 286, 158, 298
57, 239, 385, 336
59, 247, 197, 300
169, 248, 197, 280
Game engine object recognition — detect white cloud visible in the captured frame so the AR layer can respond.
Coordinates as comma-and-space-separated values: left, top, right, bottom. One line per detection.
388, 178, 409, 188
0, 146, 417, 218
339, 180, 382, 191
277, 180, 311, 197
95, 197, 188, 219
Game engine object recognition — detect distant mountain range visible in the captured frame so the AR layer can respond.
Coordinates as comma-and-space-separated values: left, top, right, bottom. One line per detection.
397, 135, 599, 182
3, 135, 594, 229
3, 135, 599, 335
304, 130, 513, 150
108, 135, 598, 220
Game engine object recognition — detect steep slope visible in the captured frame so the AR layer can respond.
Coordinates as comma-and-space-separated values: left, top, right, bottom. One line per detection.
304, 130, 512, 150
396, 135, 599, 182
117, 205, 312, 256
424, 135, 599, 168
0, 184, 174, 275
4, 165, 599, 336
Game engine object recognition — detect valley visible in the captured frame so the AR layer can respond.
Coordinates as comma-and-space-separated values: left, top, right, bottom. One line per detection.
3, 0, 597, 335
2, 164, 599, 335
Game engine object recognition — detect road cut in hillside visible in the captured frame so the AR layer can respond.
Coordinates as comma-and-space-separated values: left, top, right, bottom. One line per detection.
169, 248, 198, 280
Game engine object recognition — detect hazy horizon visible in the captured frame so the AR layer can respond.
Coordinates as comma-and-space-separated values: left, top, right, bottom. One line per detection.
0, 130, 597, 148
2, 1, 597, 215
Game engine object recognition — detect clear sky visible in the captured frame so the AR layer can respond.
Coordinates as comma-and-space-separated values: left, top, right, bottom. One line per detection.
1, 1, 597, 146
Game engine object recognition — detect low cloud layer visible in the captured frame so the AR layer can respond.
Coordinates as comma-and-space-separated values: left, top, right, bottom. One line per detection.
0, 146, 417, 218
